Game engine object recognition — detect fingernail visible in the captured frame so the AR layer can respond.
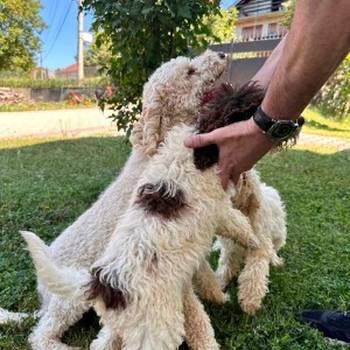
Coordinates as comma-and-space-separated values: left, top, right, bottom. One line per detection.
184, 137, 192, 148
214, 167, 222, 175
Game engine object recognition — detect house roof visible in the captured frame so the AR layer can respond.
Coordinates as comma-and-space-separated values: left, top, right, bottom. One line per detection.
58, 63, 78, 74
229, 0, 247, 8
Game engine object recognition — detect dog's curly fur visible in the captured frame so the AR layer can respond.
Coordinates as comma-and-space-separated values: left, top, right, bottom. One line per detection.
190, 82, 288, 315
215, 169, 287, 315
194, 82, 264, 170
1, 50, 228, 350
135, 180, 188, 219
23, 124, 259, 350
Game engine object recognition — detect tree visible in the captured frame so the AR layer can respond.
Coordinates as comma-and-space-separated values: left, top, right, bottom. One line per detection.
281, 0, 295, 28
313, 55, 350, 119
0, 0, 44, 72
202, 7, 237, 44
84, 36, 112, 68
82, 0, 221, 134
282, 0, 349, 118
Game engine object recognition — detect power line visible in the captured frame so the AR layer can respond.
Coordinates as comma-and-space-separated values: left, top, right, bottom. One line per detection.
47, 0, 57, 25
43, 0, 74, 60
42, 0, 59, 42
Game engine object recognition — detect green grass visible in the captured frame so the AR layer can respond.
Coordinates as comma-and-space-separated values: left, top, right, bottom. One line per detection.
303, 108, 350, 140
0, 100, 96, 113
0, 136, 349, 349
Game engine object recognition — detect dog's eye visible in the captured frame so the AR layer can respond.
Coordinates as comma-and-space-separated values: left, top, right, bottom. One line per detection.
187, 67, 196, 76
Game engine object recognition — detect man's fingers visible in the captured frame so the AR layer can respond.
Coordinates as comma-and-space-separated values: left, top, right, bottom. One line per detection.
217, 169, 230, 189
184, 132, 216, 149
219, 169, 239, 189
230, 173, 240, 185
220, 175, 230, 189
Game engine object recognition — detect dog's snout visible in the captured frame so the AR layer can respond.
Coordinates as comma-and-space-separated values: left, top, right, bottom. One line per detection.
218, 52, 226, 59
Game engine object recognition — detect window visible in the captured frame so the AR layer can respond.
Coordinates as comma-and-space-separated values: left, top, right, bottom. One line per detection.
242, 25, 263, 40
268, 23, 278, 37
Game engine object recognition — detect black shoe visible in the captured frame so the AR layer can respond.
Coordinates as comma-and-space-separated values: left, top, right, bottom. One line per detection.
300, 310, 350, 343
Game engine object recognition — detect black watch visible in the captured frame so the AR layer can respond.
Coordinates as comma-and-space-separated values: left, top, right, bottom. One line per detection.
253, 106, 305, 141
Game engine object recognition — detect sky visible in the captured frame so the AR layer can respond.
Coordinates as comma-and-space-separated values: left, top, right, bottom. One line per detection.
39, 0, 93, 70
39, 0, 234, 70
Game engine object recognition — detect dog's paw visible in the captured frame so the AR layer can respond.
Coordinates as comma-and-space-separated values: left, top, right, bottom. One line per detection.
223, 292, 231, 303
239, 299, 261, 316
211, 239, 222, 252
214, 269, 229, 291
271, 255, 284, 268
248, 235, 261, 250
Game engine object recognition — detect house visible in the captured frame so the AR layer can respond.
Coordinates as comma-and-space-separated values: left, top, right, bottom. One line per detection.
55, 63, 98, 80
31, 67, 54, 80
230, 0, 287, 41
55, 63, 79, 80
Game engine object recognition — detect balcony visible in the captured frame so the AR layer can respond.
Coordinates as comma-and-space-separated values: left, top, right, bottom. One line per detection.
236, 0, 283, 18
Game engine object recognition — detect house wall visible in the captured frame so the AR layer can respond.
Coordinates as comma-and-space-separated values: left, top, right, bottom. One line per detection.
232, 0, 286, 41
235, 11, 286, 40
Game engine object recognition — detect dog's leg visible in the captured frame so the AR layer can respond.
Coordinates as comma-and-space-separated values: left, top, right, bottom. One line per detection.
90, 326, 122, 350
183, 284, 220, 350
193, 260, 229, 304
217, 207, 259, 250
29, 296, 89, 350
237, 246, 271, 315
215, 238, 245, 289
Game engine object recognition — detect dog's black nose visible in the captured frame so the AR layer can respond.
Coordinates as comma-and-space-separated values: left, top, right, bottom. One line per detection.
218, 52, 226, 59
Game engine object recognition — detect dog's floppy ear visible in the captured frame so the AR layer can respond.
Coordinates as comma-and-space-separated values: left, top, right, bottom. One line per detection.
136, 180, 187, 219
87, 270, 127, 310
130, 101, 163, 156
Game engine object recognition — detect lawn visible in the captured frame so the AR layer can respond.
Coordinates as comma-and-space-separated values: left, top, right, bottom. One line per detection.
303, 108, 350, 140
0, 135, 349, 350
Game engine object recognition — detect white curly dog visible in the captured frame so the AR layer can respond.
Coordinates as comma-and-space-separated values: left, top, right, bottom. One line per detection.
0, 50, 228, 350
22, 122, 259, 350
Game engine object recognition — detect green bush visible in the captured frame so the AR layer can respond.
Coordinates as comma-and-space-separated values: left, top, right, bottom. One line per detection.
82, 0, 222, 135
312, 55, 350, 119
0, 76, 107, 89
281, 1, 349, 119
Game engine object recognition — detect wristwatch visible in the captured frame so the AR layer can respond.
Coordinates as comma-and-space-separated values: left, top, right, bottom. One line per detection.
253, 106, 305, 141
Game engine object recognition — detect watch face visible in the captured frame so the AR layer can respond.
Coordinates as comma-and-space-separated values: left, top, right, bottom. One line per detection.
267, 121, 296, 140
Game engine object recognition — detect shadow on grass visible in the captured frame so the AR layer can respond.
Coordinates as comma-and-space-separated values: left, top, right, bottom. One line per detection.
306, 119, 350, 133
0, 137, 350, 350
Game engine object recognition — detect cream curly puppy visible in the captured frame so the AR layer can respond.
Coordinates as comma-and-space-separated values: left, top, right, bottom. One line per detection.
190, 82, 288, 316
216, 169, 287, 315
22, 123, 259, 350
1, 50, 228, 350
194, 175, 287, 320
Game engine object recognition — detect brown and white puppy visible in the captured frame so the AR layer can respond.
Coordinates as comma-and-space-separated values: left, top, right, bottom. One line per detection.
1, 50, 228, 350
22, 122, 259, 350
22, 82, 289, 350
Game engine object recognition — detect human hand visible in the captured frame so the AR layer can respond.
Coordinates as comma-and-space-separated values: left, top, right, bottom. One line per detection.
184, 118, 274, 188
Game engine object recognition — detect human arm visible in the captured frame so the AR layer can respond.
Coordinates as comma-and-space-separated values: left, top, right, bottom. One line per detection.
250, 34, 287, 89
185, 0, 350, 187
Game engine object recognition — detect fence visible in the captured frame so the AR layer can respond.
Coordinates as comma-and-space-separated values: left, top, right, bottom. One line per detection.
209, 38, 281, 86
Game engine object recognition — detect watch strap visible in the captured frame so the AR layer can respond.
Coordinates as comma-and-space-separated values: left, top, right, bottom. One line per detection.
253, 106, 276, 133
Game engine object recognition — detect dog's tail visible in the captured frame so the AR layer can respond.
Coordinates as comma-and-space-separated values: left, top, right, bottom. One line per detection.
0, 308, 32, 325
21, 231, 91, 300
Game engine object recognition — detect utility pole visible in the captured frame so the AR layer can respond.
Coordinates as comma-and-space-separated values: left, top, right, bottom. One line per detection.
77, 0, 84, 84
40, 52, 44, 80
